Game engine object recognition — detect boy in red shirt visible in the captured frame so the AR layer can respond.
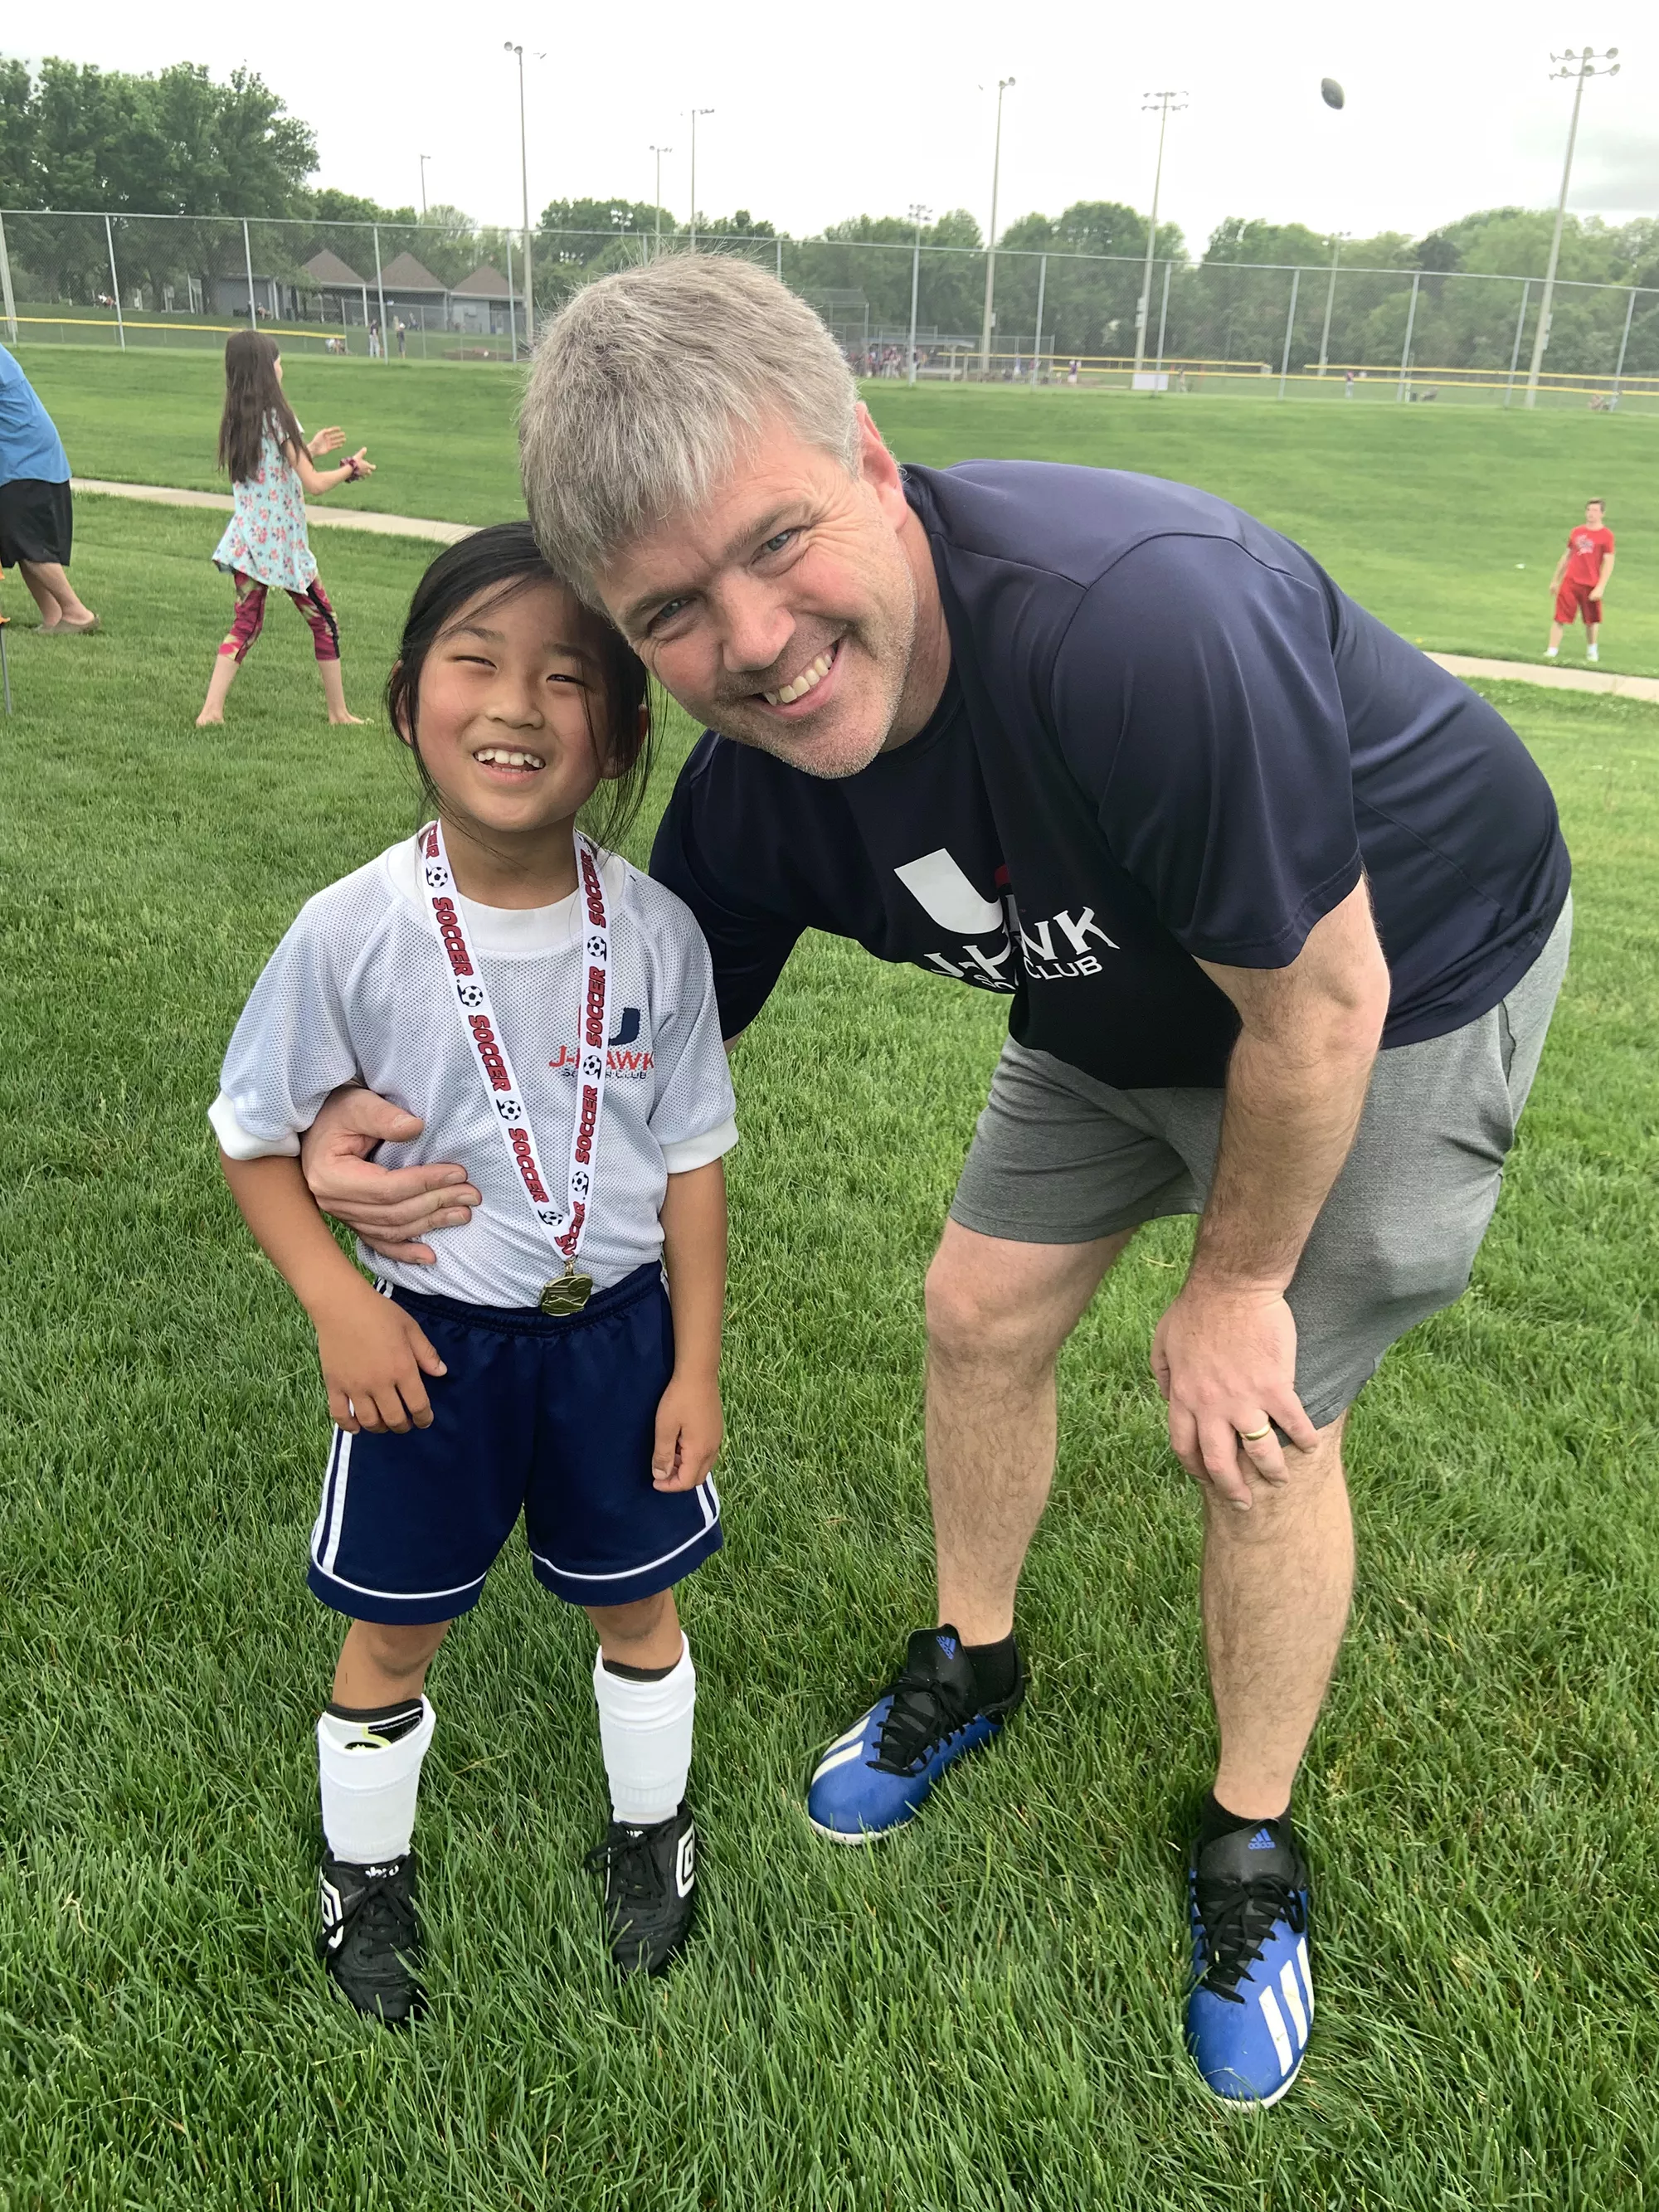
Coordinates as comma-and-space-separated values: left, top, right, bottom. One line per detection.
1545, 499, 1615, 663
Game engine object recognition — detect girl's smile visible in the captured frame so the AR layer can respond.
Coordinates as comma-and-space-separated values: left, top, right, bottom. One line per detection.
470, 744, 548, 777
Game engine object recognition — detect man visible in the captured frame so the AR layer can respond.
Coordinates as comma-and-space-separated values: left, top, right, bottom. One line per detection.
1545, 498, 1614, 664
0, 346, 99, 634
301, 259, 1570, 2107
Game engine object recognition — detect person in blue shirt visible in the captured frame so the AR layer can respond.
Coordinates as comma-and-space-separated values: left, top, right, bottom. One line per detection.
298, 259, 1570, 2110
0, 346, 97, 632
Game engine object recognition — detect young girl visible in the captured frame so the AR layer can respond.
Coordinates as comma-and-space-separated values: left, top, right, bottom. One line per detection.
212, 523, 736, 2024
197, 330, 375, 728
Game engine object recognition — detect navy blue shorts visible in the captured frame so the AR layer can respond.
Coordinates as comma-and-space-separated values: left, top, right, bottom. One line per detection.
308, 1264, 722, 1625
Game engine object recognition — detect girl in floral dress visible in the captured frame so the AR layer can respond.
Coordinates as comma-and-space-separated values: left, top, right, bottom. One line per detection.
197, 331, 375, 727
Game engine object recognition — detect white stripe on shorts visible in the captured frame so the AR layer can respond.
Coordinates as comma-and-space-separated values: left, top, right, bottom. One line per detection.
310, 1428, 342, 1558
320, 1428, 353, 1574
530, 1509, 719, 1587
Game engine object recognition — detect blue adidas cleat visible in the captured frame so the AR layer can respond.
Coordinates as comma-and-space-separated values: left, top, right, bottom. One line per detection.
807, 1627, 1024, 1844
1185, 1818, 1314, 2107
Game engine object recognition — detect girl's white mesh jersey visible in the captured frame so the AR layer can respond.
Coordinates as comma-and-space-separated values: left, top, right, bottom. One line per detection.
212, 835, 737, 1307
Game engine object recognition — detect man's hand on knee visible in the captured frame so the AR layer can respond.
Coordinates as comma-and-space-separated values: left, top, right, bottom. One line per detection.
1151, 1281, 1319, 1510
300, 1086, 480, 1264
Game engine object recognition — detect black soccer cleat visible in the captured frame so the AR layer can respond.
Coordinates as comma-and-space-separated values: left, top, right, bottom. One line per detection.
316, 1849, 427, 2026
586, 1801, 698, 1976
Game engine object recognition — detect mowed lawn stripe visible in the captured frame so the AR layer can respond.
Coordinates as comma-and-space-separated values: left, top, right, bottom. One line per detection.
0, 502, 1655, 2209
18, 343, 1659, 673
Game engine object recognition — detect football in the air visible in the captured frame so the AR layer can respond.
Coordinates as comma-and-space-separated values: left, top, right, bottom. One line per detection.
1321, 78, 1345, 109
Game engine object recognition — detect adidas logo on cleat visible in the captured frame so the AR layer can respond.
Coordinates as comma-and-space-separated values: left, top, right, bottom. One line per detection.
1247, 1827, 1277, 1850
936, 1635, 958, 1658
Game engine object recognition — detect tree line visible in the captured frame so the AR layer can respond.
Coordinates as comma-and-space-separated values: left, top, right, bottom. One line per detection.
2, 56, 1657, 377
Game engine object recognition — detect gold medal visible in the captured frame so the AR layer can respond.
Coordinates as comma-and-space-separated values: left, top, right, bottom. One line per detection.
539, 1262, 594, 1316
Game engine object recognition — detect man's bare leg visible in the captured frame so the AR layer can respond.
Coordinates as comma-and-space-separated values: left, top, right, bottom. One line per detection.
19, 560, 95, 630
1201, 1412, 1354, 1818
925, 1219, 1135, 1644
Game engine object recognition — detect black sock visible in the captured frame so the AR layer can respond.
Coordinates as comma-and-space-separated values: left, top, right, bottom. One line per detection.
601, 1655, 679, 1682
1197, 1789, 1290, 1853
326, 1696, 425, 1743
963, 1632, 1020, 1706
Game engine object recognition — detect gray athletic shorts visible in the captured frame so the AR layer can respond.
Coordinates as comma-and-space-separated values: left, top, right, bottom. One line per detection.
950, 898, 1572, 1428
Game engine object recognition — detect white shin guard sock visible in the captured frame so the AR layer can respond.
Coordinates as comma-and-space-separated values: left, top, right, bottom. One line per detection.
316, 1699, 435, 1865
592, 1636, 695, 1826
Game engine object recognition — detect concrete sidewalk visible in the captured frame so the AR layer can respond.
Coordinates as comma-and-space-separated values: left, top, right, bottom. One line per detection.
1426, 651, 1659, 706
73, 477, 472, 546
63, 482, 1659, 702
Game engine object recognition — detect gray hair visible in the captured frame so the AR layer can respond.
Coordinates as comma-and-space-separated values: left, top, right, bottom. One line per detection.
519, 255, 859, 600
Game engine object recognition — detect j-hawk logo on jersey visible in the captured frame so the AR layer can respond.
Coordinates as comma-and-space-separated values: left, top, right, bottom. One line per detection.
894, 848, 1118, 989
548, 1006, 654, 1080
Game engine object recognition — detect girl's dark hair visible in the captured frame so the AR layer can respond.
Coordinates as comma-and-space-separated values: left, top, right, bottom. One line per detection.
217, 330, 309, 484
387, 522, 654, 851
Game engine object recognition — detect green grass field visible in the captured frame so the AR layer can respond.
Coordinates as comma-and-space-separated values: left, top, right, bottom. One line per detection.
15, 343, 1659, 673
1, 442, 1657, 2203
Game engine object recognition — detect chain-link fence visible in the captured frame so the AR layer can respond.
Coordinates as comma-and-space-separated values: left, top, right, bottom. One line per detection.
3, 207, 1655, 410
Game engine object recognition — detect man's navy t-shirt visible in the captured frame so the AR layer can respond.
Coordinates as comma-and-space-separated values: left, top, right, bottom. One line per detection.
650, 462, 1570, 1089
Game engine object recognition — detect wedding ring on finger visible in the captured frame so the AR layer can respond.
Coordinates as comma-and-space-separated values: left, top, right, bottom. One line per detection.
1238, 1422, 1273, 1443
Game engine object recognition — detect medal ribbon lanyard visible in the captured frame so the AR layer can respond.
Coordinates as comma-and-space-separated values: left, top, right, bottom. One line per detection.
420, 819, 611, 1276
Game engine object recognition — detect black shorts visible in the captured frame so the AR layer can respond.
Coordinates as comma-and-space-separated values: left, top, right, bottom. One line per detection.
0, 478, 73, 568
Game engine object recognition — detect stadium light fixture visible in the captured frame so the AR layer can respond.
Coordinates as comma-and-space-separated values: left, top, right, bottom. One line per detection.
907, 202, 932, 386
649, 145, 674, 260
1524, 46, 1619, 408
419, 153, 431, 219
504, 43, 542, 346
688, 109, 715, 254
979, 78, 1015, 379
1134, 91, 1187, 382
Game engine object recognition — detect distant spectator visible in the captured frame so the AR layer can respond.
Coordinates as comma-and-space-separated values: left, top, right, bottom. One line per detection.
396, 318, 407, 358
0, 344, 99, 633
1345, 369, 1356, 398
368, 320, 382, 360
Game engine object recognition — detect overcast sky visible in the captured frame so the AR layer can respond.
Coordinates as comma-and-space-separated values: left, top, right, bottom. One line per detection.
9, 1, 1656, 255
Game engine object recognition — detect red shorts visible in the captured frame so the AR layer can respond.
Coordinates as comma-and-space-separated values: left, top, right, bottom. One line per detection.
1554, 581, 1603, 628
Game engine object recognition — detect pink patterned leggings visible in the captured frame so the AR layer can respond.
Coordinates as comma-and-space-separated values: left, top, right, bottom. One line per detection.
218, 572, 340, 664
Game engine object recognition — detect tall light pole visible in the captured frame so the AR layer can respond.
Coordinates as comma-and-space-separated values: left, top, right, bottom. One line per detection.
504, 42, 537, 345
1525, 46, 1619, 408
1134, 91, 1186, 378
907, 202, 931, 386
419, 154, 431, 218
978, 77, 1014, 378
688, 109, 714, 252
650, 144, 673, 260
1317, 231, 1350, 376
